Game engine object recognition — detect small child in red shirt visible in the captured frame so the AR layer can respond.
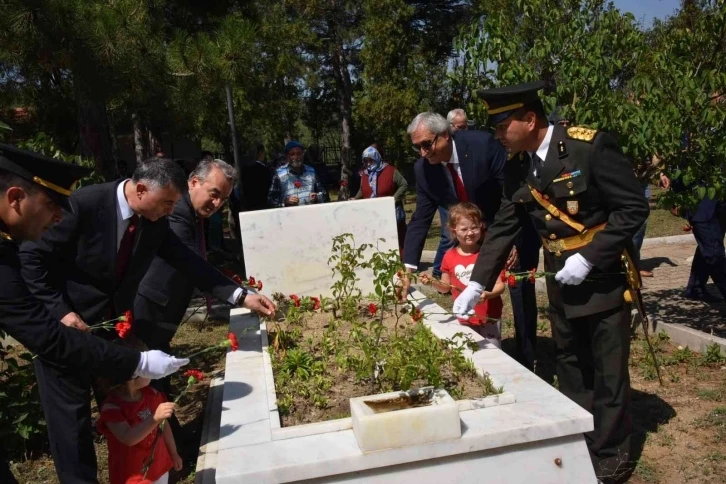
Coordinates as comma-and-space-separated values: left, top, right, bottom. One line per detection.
97, 341, 183, 484
421, 202, 506, 347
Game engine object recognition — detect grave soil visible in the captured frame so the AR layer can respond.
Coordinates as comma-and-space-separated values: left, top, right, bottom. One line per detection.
268, 303, 496, 427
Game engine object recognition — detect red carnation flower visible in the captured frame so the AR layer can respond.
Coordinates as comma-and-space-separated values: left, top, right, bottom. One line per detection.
115, 322, 132, 338
256, 281, 263, 291
340, 180, 348, 187
311, 297, 321, 310
500, 272, 507, 283
294, 180, 302, 188
507, 274, 517, 288
368, 303, 378, 316
248, 276, 256, 286
411, 308, 423, 322
184, 369, 204, 382
227, 332, 239, 351
290, 295, 301, 307
123, 310, 134, 327
528, 269, 536, 284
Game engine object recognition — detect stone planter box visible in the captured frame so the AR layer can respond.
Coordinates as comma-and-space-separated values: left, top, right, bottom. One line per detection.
196, 289, 597, 483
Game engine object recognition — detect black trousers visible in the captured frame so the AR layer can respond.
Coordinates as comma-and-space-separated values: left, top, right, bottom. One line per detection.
0, 445, 19, 484
549, 303, 632, 476
686, 205, 726, 298
507, 222, 541, 371
33, 358, 99, 484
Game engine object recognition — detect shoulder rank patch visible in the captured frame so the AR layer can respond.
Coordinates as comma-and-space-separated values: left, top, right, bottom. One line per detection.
566, 126, 598, 142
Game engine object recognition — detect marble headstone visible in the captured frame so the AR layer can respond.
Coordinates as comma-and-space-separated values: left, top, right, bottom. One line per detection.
239, 198, 399, 297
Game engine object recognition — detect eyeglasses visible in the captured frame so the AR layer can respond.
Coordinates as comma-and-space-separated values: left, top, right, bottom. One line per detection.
412, 134, 439, 154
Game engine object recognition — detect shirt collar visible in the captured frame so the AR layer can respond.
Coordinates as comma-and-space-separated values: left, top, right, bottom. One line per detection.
529, 124, 554, 161
443, 140, 459, 165
116, 179, 135, 221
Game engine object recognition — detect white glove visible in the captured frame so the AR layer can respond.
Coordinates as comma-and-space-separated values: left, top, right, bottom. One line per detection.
134, 350, 190, 379
453, 282, 484, 320
554, 253, 594, 286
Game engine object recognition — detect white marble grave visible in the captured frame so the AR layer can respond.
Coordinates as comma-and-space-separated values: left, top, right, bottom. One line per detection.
239, 198, 399, 298
196, 201, 597, 483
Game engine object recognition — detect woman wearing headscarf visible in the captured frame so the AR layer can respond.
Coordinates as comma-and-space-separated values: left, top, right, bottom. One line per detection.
353, 145, 409, 254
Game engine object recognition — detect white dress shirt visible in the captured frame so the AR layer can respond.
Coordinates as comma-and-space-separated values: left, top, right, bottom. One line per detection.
528, 125, 554, 177
115, 180, 244, 304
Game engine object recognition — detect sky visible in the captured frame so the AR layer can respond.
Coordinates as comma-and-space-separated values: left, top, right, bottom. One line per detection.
612, 0, 682, 27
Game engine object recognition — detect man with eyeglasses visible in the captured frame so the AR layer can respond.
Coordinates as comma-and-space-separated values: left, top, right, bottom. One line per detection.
400, 112, 541, 370
454, 81, 649, 481
447, 108, 469, 132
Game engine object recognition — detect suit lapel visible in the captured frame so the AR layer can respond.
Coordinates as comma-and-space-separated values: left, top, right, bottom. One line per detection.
104, 183, 120, 282
538, 126, 567, 190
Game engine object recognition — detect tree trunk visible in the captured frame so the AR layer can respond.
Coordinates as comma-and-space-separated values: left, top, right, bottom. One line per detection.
331, 46, 354, 201
132, 114, 145, 164
75, 78, 115, 181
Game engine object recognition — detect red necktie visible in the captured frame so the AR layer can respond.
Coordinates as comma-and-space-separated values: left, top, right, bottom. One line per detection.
116, 214, 139, 284
198, 217, 213, 313
446, 163, 468, 202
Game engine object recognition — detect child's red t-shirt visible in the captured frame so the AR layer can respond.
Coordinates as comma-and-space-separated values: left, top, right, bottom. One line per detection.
441, 247, 504, 325
97, 386, 173, 484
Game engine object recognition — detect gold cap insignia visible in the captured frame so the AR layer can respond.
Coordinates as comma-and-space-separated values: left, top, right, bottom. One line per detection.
566, 126, 598, 142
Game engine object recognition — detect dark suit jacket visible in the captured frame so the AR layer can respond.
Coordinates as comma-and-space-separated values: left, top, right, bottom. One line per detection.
240, 161, 273, 211
19, 181, 239, 331
403, 129, 507, 267
133, 192, 206, 347
470, 126, 649, 319
0, 229, 139, 381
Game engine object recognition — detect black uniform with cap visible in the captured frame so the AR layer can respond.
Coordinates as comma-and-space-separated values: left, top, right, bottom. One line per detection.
0, 144, 142, 483
467, 82, 649, 478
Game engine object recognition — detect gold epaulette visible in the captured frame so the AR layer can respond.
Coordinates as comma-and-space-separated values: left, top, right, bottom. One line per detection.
566, 126, 598, 142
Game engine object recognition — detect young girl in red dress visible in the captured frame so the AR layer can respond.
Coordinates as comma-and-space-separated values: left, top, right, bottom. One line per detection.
97, 341, 183, 484
421, 202, 506, 347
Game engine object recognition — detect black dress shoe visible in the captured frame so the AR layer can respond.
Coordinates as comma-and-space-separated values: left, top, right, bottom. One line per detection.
683, 290, 723, 303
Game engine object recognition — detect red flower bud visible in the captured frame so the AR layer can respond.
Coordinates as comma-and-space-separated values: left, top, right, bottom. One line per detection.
294, 180, 302, 188
411, 308, 423, 322
528, 269, 536, 284
248, 276, 256, 286
227, 332, 239, 351
507, 274, 517, 288
184, 369, 204, 382
368, 303, 378, 316
115, 322, 132, 338
311, 297, 321, 310
256, 281, 263, 291
124, 310, 134, 327
500, 272, 507, 283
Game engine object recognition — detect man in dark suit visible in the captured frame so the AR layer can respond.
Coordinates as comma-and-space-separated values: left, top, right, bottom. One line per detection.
455, 82, 649, 479
240, 143, 273, 212
401, 111, 542, 370
0, 145, 189, 483
134, 158, 237, 377
19, 158, 275, 483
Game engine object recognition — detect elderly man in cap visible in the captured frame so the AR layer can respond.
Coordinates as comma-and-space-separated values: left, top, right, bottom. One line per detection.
453, 81, 648, 481
267, 141, 328, 207
0, 144, 188, 483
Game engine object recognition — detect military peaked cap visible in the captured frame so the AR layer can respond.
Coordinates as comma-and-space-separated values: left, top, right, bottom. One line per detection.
478, 80, 547, 125
0, 143, 91, 212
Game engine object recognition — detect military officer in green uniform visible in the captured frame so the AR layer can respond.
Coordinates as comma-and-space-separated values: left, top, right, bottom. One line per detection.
453, 81, 649, 481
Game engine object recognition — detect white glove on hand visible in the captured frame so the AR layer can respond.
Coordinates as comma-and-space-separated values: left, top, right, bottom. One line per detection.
134, 350, 190, 379
555, 253, 594, 286
453, 282, 484, 320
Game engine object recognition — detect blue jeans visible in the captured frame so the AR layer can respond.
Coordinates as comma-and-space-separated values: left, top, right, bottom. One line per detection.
432, 206, 455, 277
631, 184, 650, 265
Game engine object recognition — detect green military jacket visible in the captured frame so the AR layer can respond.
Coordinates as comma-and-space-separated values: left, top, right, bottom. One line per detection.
471, 125, 650, 319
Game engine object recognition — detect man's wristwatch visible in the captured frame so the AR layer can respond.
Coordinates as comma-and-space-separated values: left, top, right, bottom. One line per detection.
235, 287, 249, 307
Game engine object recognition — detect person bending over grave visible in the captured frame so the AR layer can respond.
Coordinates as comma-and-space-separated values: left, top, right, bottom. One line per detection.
268, 140, 329, 207
19, 157, 275, 484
